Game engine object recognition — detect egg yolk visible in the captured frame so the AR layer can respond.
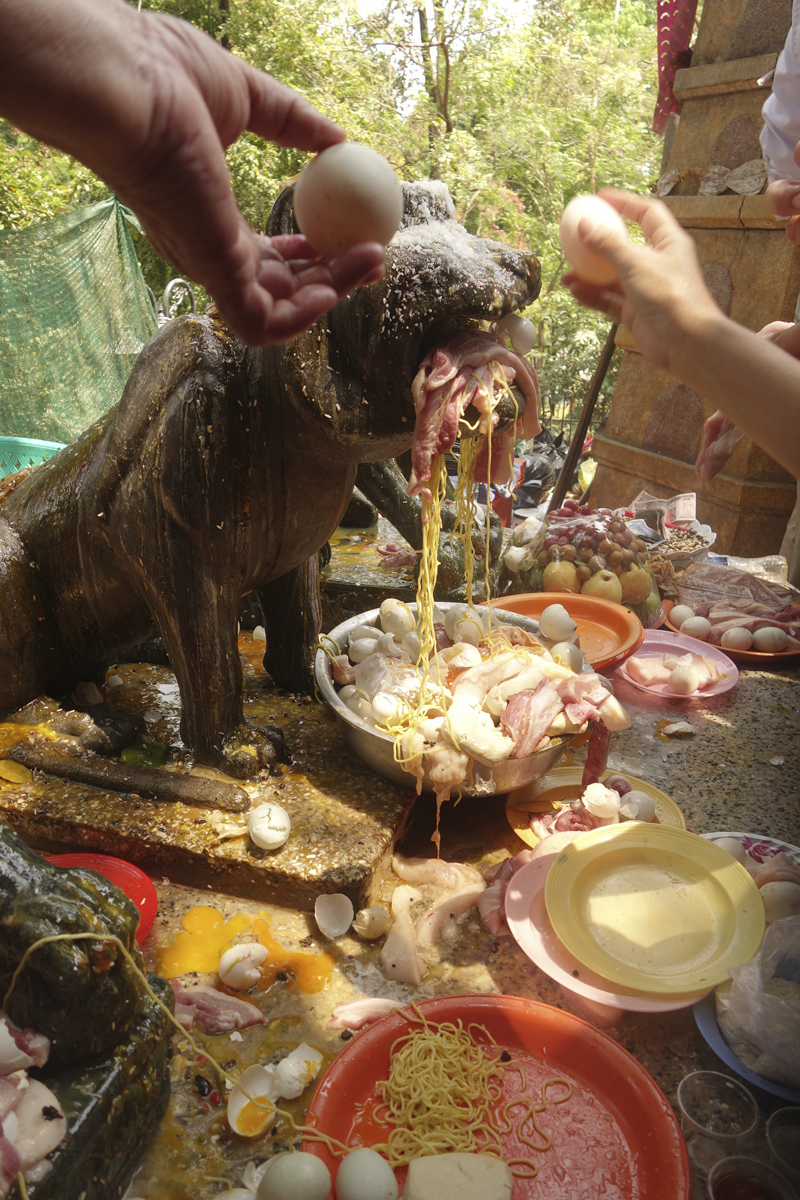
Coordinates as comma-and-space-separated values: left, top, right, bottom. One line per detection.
234, 1096, 275, 1137
252, 919, 334, 993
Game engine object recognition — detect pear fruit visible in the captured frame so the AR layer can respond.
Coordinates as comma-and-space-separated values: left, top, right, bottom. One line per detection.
542, 560, 580, 593
581, 569, 622, 604
619, 564, 652, 605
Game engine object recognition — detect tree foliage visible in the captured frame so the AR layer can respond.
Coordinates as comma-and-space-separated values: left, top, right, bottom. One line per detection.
0, 0, 660, 419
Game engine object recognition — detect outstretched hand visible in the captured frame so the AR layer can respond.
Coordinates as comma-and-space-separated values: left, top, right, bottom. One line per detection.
0, 0, 386, 345
561, 189, 723, 377
766, 177, 800, 245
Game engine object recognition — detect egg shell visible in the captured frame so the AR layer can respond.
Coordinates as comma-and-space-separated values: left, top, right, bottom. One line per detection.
249, 803, 292, 850
679, 616, 712, 642
721, 627, 754, 652
618, 790, 656, 823
752, 625, 788, 652
539, 603, 576, 642
335, 1147, 399, 1200
294, 142, 403, 257
669, 604, 695, 629
315, 892, 355, 939
258, 1151, 331, 1200
274, 1043, 324, 1099
559, 194, 628, 285
352, 905, 391, 939
714, 837, 747, 865
227, 1064, 278, 1137
582, 782, 621, 819
549, 640, 584, 673
218, 942, 269, 990
444, 603, 469, 640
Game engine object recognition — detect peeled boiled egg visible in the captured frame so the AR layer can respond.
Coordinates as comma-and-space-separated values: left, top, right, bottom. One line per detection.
752, 626, 788, 653
258, 1151, 331, 1200
498, 312, 537, 355
618, 790, 656, 822
680, 616, 711, 642
538, 603, 577, 643
294, 142, 403, 257
760, 880, 800, 923
249, 803, 291, 850
668, 664, 700, 695
379, 598, 415, 638
559, 194, 628, 285
335, 1148, 399, 1200
582, 782, 621, 820
351, 905, 391, 939
549, 641, 583, 673
721, 627, 753, 652
670, 604, 695, 629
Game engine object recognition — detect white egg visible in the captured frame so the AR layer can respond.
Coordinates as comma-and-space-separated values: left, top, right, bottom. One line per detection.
315, 893, 355, 939
371, 692, 402, 726
338, 684, 357, 703
453, 616, 483, 647
228, 1064, 278, 1137
760, 881, 800, 924
218, 942, 269, 990
714, 837, 746, 865
346, 691, 373, 719
349, 626, 381, 644
559, 194, 628, 285
444, 604, 469, 640
379, 598, 415, 638
669, 604, 695, 629
294, 142, 403, 257
680, 616, 711, 642
258, 1151, 331, 1200
538, 603, 577, 643
498, 312, 537, 355
249, 803, 291, 850
335, 1147, 399, 1200
721, 627, 754, 652
348, 639, 380, 665
549, 641, 584, 673
752, 626, 788, 653
618, 790, 656, 823
352, 905, 391, 939
668, 664, 700, 695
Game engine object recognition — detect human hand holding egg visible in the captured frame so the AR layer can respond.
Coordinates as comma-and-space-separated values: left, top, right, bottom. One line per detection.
560, 189, 723, 376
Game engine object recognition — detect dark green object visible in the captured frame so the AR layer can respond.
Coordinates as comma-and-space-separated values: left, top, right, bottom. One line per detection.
0, 821, 144, 1068
9, 976, 173, 1200
0, 198, 157, 444
121, 743, 170, 767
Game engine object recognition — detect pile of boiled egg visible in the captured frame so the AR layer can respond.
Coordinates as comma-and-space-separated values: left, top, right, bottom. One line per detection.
234, 1146, 399, 1200
670, 604, 788, 653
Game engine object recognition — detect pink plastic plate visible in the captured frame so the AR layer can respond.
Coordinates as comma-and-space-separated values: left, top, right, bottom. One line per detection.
505, 855, 710, 1014
615, 629, 739, 698
46, 853, 158, 944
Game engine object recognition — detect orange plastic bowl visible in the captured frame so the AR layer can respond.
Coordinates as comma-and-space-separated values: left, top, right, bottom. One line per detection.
492, 592, 644, 669
46, 853, 158, 944
303, 994, 690, 1200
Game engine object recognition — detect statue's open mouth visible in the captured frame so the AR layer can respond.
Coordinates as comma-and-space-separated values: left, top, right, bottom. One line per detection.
408, 318, 540, 499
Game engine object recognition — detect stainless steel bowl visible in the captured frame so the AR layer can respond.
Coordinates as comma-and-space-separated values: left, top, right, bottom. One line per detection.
315, 603, 576, 797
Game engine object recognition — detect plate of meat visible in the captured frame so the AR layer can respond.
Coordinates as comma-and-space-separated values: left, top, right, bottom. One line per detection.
663, 599, 800, 663
615, 629, 739, 698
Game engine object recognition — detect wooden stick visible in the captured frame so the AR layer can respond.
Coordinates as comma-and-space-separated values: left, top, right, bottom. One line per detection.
547, 323, 618, 514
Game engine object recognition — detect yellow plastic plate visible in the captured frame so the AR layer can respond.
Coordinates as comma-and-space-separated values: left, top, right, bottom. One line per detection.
544, 824, 765, 995
507, 766, 685, 848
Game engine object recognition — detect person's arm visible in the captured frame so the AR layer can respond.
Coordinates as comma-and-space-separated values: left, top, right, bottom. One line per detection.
0, 0, 385, 345
563, 189, 800, 478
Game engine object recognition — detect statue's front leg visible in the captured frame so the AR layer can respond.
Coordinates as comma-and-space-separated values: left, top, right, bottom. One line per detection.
258, 556, 321, 694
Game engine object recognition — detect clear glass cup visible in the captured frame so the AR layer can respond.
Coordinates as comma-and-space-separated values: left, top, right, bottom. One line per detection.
677, 1071, 759, 1177
706, 1155, 797, 1200
767, 1107, 800, 1188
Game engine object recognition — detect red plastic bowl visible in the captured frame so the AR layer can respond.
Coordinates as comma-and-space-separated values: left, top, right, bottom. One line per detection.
45, 853, 158, 944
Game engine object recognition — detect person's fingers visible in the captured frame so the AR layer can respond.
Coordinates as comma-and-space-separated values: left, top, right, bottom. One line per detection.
242, 65, 345, 152
597, 187, 683, 248
766, 178, 800, 217
268, 234, 323, 261
758, 320, 795, 340
786, 214, 800, 244
576, 213, 639, 278
564, 276, 625, 322
326, 243, 386, 293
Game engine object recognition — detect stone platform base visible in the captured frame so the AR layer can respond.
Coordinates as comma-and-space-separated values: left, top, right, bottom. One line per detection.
0, 635, 415, 912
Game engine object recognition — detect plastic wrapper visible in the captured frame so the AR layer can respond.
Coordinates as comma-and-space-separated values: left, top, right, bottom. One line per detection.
673, 562, 797, 612
502, 500, 663, 627
715, 916, 800, 1089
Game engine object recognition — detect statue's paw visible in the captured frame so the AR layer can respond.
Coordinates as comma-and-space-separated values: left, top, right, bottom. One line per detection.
219, 723, 284, 780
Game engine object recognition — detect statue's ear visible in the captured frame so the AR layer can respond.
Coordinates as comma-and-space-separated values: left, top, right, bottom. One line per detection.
265, 183, 298, 237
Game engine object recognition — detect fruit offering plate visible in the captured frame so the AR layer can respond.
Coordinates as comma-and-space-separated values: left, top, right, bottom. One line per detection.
506, 766, 685, 849
663, 599, 800, 664
615, 628, 739, 698
492, 593, 645, 670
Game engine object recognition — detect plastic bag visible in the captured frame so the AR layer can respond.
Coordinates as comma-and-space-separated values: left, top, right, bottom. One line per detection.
501, 501, 662, 627
715, 916, 800, 1089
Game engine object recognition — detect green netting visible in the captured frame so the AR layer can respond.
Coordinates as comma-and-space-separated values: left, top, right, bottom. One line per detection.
0, 197, 157, 444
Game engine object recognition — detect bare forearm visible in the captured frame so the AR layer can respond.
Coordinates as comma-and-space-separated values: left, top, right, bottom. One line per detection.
676, 313, 800, 477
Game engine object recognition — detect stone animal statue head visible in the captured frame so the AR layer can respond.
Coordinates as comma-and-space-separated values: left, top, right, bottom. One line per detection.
0, 182, 540, 777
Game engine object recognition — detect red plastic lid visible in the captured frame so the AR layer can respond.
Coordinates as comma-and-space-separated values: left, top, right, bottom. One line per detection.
45, 853, 158, 944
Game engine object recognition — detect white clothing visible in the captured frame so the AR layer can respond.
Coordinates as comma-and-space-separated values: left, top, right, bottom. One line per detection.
761, 0, 800, 183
